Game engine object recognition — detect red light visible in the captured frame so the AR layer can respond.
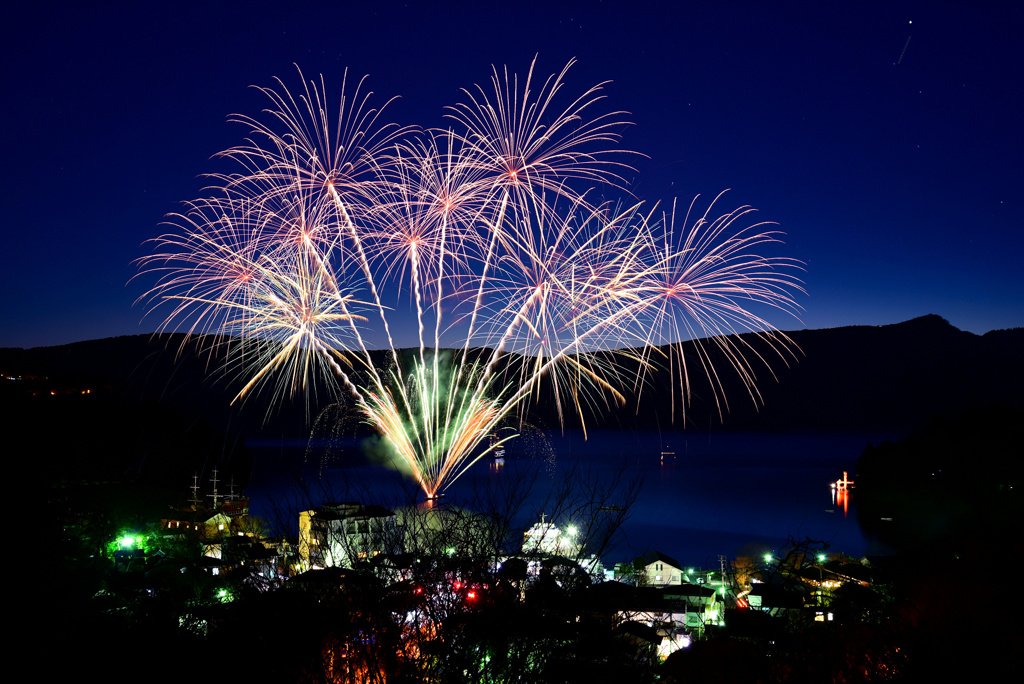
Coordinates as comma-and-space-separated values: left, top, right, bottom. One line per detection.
414, 587, 423, 594
467, 591, 476, 600
453, 581, 462, 590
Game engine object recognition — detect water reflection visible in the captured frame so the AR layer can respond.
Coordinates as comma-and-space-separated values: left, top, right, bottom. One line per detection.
253, 430, 883, 566
830, 471, 854, 516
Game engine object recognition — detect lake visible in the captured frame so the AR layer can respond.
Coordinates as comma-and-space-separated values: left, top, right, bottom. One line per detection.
247, 428, 899, 569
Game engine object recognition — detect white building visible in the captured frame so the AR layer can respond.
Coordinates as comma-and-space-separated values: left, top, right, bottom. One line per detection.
298, 502, 396, 570
522, 515, 582, 558
636, 551, 685, 587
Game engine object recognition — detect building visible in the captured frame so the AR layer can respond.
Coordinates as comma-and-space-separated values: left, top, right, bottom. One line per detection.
636, 551, 685, 587
299, 502, 397, 570
664, 583, 723, 632
522, 515, 582, 557
746, 584, 805, 617
162, 509, 233, 541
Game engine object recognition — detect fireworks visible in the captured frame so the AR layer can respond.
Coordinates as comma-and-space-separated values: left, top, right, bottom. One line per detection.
140, 59, 803, 498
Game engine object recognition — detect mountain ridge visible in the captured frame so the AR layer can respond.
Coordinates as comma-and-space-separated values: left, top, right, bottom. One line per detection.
4, 314, 1022, 440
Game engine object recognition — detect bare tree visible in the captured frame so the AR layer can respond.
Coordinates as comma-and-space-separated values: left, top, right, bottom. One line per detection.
257, 456, 646, 682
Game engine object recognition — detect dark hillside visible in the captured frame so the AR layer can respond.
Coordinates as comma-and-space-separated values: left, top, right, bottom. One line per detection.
711, 314, 1022, 433
4, 315, 1022, 483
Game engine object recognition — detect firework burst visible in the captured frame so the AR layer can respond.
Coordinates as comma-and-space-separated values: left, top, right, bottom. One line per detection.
140, 60, 803, 498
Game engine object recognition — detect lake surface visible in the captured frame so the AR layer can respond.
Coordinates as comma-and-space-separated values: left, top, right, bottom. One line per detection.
248, 428, 899, 569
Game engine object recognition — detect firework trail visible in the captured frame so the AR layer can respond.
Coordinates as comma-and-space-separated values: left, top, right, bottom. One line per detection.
140, 60, 803, 499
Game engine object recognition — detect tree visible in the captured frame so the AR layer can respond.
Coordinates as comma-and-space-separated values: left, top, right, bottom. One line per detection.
254, 459, 646, 682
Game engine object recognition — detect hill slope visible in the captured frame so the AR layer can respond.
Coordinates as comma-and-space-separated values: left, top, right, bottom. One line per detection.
4, 315, 1022, 447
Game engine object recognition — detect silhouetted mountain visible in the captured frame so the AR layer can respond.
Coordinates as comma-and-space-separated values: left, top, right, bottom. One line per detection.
4, 315, 1022, 483
639, 314, 1024, 434
3, 334, 259, 487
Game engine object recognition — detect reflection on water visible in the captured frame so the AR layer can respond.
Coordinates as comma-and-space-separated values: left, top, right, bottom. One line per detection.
830, 471, 854, 516
250, 429, 893, 567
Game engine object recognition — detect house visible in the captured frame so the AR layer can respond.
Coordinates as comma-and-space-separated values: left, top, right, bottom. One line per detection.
614, 583, 722, 647
636, 551, 685, 587
746, 583, 805, 617
586, 582, 697, 661
664, 583, 723, 631
299, 502, 397, 570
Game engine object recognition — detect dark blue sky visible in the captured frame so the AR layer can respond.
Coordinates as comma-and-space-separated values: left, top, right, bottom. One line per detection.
2, 0, 1020, 348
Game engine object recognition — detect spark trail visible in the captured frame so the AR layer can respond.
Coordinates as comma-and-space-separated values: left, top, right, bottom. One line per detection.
140, 59, 803, 498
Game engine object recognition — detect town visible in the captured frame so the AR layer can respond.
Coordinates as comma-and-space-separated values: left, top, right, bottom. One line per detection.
26, 331, 1022, 681
52, 465, 905, 683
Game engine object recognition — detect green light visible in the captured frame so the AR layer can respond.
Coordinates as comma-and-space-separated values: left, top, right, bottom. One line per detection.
109, 532, 152, 556
565, 525, 578, 536
763, 553, 773, 563
446, 547, 456, 556
817, 553, 826, 563
687, 568, 693, 574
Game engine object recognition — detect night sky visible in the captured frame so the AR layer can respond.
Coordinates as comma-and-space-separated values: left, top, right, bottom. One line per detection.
2, 0, 1020, 349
